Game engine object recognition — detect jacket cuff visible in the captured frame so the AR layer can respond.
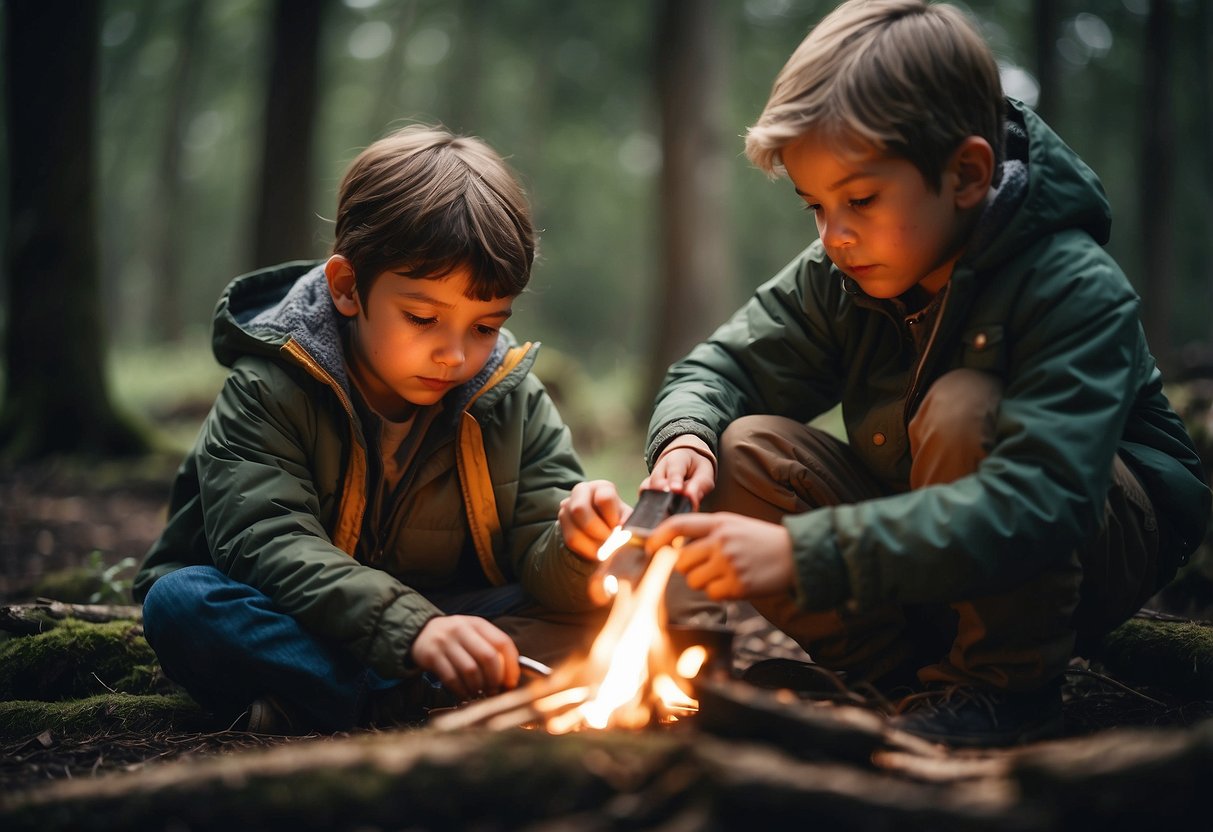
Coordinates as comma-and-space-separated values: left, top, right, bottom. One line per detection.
783, 511, 851, 610
645, 418, 718, 471
371, 591, 445, 678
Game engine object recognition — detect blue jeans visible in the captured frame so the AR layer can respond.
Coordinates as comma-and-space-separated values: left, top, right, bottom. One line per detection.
141, 565, 534, 732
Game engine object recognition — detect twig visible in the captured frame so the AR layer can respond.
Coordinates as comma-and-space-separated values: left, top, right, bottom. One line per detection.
1064, 666, 1167, 708
428, 669, 576, 732
92, 673, 118, 694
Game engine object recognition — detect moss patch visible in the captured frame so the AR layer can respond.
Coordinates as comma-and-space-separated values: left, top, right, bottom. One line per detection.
0, 619, 160, 701
0, 692, 213, 740
1097, 618, 1213, 698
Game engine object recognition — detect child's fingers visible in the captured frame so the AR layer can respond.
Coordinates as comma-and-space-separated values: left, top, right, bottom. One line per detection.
459, 624, 518, 696
560, 525, 602, 560
476, 621, 521, 691
447, 644, 489, 699
672, 535, 713, 575
681, 546, 743, 599
590, 482, 625, 528
686, 558, 739, 598
645, 512, 715, 552
559, 483, 618, 542
702, 572, 745, 600
427, 654, 469, 700
683, 466, 717, 509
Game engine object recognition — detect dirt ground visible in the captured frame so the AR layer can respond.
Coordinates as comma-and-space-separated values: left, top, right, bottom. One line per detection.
0, 459, 177, 601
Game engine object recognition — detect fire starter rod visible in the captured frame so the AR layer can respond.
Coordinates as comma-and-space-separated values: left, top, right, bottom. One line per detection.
518, 655, 553, 677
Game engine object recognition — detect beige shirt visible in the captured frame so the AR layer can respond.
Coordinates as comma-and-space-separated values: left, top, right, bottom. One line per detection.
348, 371, 439, 529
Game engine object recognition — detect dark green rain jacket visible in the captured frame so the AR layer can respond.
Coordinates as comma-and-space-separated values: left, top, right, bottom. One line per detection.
647, 99, 1210, 613
135, 263, 596, 679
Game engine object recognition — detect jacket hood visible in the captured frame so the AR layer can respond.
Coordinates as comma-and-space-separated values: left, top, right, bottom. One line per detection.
211, 261, 528, 415
963, 98, 1111, 274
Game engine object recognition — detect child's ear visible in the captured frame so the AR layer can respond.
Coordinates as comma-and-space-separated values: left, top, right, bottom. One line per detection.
949, 136, 995, 210
324, 255, 361, 317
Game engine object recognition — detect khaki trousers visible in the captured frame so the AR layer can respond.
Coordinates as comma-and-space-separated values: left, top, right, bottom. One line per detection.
707, 369, 1160, 690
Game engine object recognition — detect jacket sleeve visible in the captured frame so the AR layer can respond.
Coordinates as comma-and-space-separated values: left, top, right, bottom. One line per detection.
197, 360, 440, 678
789, 236, 1149, 611
495, 374, 599, 612
646, 248, 845, 469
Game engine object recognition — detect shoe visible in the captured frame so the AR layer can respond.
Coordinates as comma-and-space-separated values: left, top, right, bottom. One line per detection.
244, 696, 300, 735
889, 680, 1064, 748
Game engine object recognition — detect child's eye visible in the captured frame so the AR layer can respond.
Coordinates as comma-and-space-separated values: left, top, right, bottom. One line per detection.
849, 195, 875, 208
802, 202, 823, 214
404, 312, 437, 327
474, 325, 500, 338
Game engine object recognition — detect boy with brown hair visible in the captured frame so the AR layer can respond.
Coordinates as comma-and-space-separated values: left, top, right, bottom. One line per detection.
135, 126, 649, 733
566, 0, 1209, 746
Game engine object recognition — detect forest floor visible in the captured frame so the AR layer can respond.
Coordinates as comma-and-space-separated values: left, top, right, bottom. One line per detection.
2, 459, 1212, 822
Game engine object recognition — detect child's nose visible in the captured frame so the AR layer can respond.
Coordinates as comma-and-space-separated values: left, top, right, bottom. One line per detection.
434, 336, 465, 366
820, 218, 855, 248
431, 349, 458, 368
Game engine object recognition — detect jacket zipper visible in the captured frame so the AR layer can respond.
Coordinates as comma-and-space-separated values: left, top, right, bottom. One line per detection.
902, 286, 951, 424
283, 338, 367, 556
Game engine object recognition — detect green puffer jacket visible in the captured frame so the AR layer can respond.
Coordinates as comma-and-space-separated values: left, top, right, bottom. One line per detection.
135, 262, 596, 679
647, 99, 1210, 613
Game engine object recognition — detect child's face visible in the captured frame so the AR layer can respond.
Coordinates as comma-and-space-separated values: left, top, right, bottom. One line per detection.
343, 265, 513, 419
781, 131, 971, 298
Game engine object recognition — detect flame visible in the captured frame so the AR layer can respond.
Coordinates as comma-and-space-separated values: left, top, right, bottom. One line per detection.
541, 541, 701, 733
596, 526, 634, 561
676, 645, 708, 679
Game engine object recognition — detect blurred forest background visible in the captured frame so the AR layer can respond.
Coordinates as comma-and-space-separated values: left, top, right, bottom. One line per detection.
1, 0, 1212, 495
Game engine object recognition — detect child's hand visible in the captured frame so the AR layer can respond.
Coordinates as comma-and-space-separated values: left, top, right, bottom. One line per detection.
410, 615, 521, 700
645, 511, 795, 600
642, 436, 717, 508
559, 480, 631, 561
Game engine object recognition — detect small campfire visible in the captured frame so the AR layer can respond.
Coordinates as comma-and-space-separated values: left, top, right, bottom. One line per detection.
432, 491, 711, 733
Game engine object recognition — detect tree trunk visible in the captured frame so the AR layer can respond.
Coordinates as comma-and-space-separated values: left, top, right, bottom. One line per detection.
367, 0, 418, 136
149, 0, 207, 343
98, 0, 157, 332
0, 0, 147, 461
647, 0, 733, 408
445, 0, 486, 134
1140, 0, 1176, 374
1201, 1, 1213, 347
251, 0, 325, 269
1030, 0, 1062, 123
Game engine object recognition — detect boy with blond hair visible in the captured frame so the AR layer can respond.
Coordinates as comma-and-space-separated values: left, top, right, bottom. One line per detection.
567, 0, 1208, 746
135, 126, 692, 733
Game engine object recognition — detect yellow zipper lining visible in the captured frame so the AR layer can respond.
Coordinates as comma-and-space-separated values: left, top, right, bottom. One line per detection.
282, 339, 366, 557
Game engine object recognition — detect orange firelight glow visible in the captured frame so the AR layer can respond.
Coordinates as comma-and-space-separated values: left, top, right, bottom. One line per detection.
538, 538, 702, 733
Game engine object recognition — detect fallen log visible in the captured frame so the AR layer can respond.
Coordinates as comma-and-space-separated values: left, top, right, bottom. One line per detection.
0, 600, 142, 636
1092, 615, 1213, 698
0, 726, 1024, 831
7, 717, 1211, 832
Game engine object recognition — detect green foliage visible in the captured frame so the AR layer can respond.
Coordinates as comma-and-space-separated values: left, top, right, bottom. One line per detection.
31, 552, 139, 606
0, 619, 163, 702
89, 552, 140, 605
85, 0, 1213, 429
105, 335, 226, 454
